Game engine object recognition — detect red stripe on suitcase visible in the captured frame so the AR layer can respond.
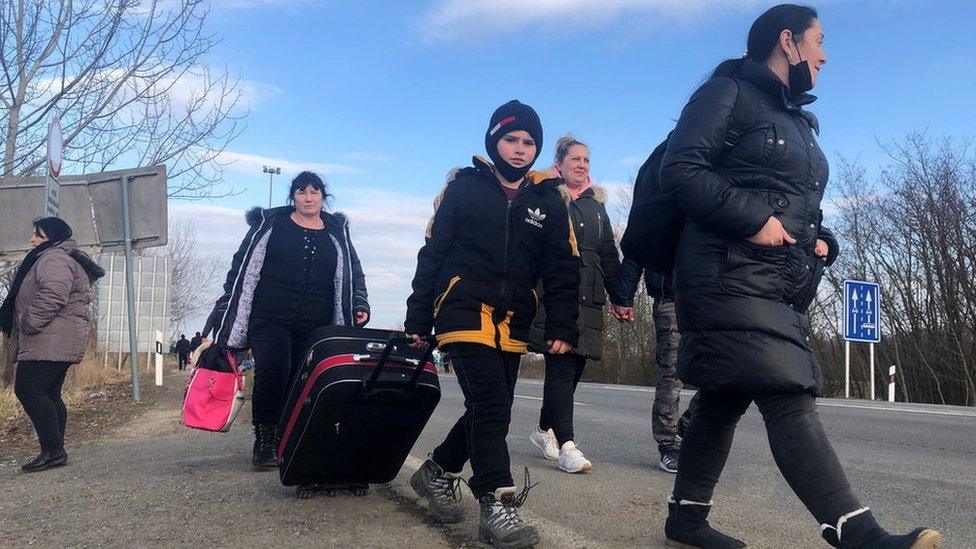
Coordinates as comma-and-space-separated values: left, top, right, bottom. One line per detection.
277, 354, 437, 459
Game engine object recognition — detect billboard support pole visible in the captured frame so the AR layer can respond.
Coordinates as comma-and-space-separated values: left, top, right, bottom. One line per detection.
121, 174, 141, 402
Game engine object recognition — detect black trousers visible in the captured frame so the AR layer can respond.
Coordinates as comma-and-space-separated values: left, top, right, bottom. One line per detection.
673, 388, 861, 526
248, 319, 315, 426
431, 343, 520, 498
14, 361, 72, 453
538, 352, 587, 447
178, 353, 190, 370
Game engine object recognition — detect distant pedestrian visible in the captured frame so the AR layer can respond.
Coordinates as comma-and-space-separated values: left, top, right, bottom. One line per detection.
175, 334, 191, 370
189, 332, 203, 353
202, 171, 370, 471
658, 5, 941, 548
405, 100, 580, 548
526, 134, 632, 475
617, 262, 698, 474
0, 217, 104, 473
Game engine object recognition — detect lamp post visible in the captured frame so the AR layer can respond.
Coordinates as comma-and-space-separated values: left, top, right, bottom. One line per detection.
262, 165, 281, 207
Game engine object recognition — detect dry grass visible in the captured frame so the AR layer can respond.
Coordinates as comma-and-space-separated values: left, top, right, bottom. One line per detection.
0, 349, 164, 422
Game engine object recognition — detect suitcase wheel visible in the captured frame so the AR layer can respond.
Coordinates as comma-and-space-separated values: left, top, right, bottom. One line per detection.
353, 487, 368, 497
296, 485, 316, 499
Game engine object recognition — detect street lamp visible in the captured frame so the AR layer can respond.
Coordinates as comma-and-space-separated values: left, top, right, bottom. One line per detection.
262, 165, 281, 207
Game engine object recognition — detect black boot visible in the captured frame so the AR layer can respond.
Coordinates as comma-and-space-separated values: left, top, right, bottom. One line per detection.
664, 495, 746, 548
252, 423, 277, 470
820, 508, 942, 549
21, 448, 68, 473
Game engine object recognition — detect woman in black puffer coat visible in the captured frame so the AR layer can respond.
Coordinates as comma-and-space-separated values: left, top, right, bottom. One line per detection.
660, 5, 941, 549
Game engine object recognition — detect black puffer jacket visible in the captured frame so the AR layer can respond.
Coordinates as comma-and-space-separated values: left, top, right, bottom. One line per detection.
203, 206, 369, 349
405, 157, 580, 353
529, 185, 624, 359
661, 59, 838, 395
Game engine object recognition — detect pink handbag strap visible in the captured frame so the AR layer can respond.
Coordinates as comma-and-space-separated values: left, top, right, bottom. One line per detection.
223, 350, 245, 391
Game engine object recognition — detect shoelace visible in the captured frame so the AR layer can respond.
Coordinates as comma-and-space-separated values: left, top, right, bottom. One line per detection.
433, 472, 464, 503
507, 468, 538, 508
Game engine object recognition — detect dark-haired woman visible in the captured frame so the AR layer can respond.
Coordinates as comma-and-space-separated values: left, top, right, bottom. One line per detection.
1, 218, 104, 472
203, 171, 370, 470
661, 5, 941, 548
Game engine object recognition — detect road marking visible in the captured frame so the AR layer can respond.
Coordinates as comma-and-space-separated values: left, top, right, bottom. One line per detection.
816, 401, 976, 418
514, 394, 590, 406
473, 376, 976, 418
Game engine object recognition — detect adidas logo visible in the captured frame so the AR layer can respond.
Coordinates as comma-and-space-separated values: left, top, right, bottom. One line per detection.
525, 208, 546, 228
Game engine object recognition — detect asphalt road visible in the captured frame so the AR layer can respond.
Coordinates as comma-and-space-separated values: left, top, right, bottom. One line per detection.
406, 375, 976, 548
2, 369, 970, 548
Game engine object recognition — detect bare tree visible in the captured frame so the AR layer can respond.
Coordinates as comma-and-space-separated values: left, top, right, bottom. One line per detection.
155, 221, 221, 336
1, 0, 246, 198
810, 133, 976, 405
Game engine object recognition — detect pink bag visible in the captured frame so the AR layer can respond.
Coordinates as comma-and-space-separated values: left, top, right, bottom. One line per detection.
182, 346, 245, 432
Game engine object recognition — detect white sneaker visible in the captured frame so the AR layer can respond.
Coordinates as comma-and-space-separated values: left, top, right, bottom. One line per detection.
558, 441, 592, 474
529, 428, 559, 461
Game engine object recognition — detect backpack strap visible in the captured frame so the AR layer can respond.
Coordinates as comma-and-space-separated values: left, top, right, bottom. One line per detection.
722, 77, 763, 151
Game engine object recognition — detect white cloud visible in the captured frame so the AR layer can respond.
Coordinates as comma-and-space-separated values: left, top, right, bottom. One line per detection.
419, 0, 763, 43
618, 156, 645, 167
215, 150, 362, 177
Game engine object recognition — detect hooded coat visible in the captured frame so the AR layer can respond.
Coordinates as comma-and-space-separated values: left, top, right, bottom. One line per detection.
13, 240, 103, 363
203, 206, 369, 349
661, 59, 839, 395
528, 185, 624, 359
405, 156, 581, 353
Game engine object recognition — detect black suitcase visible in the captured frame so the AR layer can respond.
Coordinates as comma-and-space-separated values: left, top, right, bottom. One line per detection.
277, 326, 440, 496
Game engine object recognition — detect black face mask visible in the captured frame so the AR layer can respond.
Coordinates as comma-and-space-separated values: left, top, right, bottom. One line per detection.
788, 39, 814, 95
488, 147, 535, 183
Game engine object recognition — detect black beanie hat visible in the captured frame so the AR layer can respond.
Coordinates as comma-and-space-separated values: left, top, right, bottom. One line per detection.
485, 100, 543, 183
33, 217, 73, 243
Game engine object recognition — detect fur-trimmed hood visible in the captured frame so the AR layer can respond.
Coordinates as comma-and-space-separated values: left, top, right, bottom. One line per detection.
245, 206, 348, 228
557, 184, 607, 205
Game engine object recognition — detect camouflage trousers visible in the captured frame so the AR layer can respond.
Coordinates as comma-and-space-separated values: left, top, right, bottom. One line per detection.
652, 298, 698, 453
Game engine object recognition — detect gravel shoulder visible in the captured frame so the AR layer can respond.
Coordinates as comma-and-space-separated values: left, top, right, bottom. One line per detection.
0, 369, 455, 548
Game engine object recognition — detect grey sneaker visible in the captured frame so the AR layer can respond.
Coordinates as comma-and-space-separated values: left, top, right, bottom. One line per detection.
478, 486, 540, 548
410, 459, 465, 523
658, 449, 679, 474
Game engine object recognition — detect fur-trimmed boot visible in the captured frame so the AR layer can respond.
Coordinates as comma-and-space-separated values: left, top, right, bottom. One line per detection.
820, 508, 942, 548
664, 495, 746, 548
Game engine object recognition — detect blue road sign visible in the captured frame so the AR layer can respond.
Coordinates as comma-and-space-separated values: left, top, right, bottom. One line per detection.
844, 280, 881, 343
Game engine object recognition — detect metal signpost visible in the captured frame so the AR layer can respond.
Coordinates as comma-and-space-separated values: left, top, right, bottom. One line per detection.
1, 166, 168, 402
843, 280, 882, 399
45, 116, 62, 217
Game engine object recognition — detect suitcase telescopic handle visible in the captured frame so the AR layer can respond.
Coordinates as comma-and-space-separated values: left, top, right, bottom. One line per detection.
364, 333, 437, 393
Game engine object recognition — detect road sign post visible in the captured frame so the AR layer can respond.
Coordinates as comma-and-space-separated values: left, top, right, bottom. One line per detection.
843, 280, 882, 400
45, 116, 62, 217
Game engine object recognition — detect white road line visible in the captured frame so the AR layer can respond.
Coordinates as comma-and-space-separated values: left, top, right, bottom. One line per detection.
514, 394, 590, 406
476, 376, 976, 418
816, 401, 976, 418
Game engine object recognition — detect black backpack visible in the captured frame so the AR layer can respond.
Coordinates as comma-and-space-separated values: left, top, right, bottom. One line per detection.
620, 78, 762, 275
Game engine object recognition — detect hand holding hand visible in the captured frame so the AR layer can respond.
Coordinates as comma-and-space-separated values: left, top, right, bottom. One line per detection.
611, 304, 635, 322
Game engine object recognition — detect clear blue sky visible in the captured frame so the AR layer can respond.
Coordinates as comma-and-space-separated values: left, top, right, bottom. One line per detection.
172, 0, 976, 330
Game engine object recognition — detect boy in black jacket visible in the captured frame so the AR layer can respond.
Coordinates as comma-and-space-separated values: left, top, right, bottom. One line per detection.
406, 100, 580, 548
